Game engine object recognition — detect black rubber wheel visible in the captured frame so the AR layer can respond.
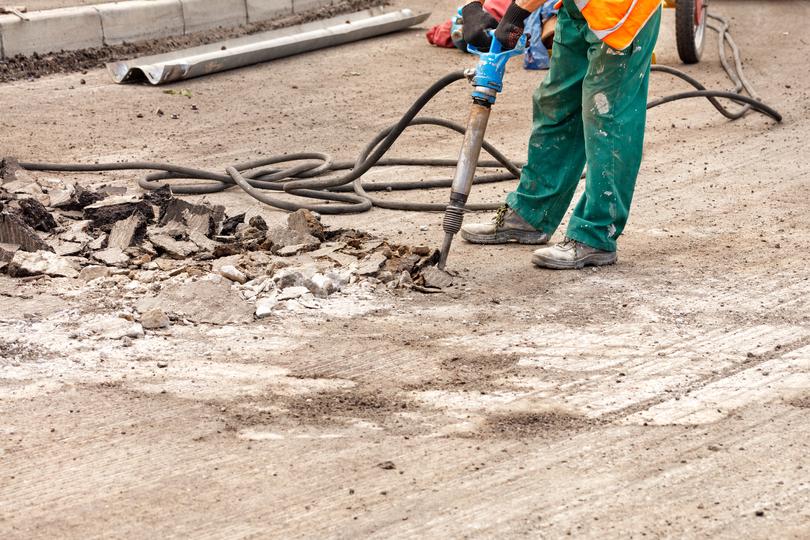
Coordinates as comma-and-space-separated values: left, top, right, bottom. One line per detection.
676, 0, 707, 64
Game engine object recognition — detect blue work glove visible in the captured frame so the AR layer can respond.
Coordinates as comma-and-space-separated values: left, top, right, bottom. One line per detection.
495, 1, 532, 50
461, 1, 498, 51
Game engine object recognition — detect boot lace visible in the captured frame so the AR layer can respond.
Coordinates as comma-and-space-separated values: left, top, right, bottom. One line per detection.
492, 204, 509, 227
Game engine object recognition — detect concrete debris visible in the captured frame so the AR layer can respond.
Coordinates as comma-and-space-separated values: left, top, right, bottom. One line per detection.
274, 269, 305, 289
357, 252, 387, 276
159, 197, 225, 236
140, 308, 170, 330
305, 272, 340, 298
278, 286, 311, 300
3, 179, 50, 206
248, 215, 268, 231
137, 277, 255, 325
398, 270, 414, 288
87, 317, 144, 340
79, 265, 111, 282
276, 243, 311, 257
0, 175, 444, 301
7, 249, 79, 278
219, 264, 247, 284
52, 240, 84, 256
263, 225, 320, 254
148, 230, 199, 259
420, 265, 454, 289
92, 247, 130, 267
107, 214, 146, 249
255, 296, 278, 318
287, 209, 325, 240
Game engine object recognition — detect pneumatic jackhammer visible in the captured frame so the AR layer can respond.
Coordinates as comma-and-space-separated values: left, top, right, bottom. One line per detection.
437, 31, 527, 270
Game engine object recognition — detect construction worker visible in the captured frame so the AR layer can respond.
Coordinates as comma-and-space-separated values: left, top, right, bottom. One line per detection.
459, 0, 662, 269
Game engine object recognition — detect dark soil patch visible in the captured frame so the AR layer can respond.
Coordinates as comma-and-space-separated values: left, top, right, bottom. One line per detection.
787, 395, 810, 409
0, 338, 50, 363
228, 387, 414, 429
407, 353, 521, 392
0, 0, 387, 83
479, 410, 597, 439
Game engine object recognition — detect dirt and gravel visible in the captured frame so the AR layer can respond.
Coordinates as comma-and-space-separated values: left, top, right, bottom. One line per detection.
1, 0, 809, 537
0, 0, 387, 83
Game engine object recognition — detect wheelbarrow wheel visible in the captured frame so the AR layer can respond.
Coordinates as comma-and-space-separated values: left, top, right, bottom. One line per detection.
676, 0, 707, 64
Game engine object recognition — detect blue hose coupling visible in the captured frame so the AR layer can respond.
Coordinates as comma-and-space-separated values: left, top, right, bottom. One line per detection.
467, 31, 527, 104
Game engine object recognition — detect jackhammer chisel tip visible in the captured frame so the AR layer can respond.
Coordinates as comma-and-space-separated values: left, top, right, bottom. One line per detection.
437, 232, 455, 270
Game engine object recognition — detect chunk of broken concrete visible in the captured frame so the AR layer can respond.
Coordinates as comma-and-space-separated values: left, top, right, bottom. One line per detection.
107, 214, 146, 249
357, 252, 387, 276
420, 265, 454, 289
148, 231, 199, 259
140, 308, 170, 330
287, 209, 325, 240
305, 273, 340, 298
52, 240, 84, 256
277, 286, 310, 300
7, 249, 79, 278
262, 226, 319, 254
219, 264, 247, 284
79, 265, 111, 282
255, 296, 278, 319
136, 277, 254, 324
276, 243, 311, 257
92, 247, 130, 267
159, 198, 225, 236
274, 269, 305, 289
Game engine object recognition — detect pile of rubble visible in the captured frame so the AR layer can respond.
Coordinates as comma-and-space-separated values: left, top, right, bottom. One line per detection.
0, 157, 455, 321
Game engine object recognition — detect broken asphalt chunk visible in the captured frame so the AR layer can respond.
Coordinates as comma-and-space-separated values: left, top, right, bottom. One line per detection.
83, 196, 154, 230
0, 211, 52, 253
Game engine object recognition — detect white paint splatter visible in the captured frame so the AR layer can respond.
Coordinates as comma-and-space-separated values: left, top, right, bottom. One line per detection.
596, 129, 608, 137
606, 47, 625, 56
594, 93, 610, 115
607, 224, 617, 238
603, 191, 613, 197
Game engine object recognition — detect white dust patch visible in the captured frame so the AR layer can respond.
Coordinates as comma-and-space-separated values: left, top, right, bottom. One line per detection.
594, 92, 610, 115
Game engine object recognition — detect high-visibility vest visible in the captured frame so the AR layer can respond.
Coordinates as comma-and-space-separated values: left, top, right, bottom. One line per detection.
555, 0, 662, 50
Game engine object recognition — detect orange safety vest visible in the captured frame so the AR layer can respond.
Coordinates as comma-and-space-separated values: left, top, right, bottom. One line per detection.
555, 0, 662, 50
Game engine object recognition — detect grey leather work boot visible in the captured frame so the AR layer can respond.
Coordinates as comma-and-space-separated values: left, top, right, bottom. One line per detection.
460, 205, 549, 245
531, 237, 617, 269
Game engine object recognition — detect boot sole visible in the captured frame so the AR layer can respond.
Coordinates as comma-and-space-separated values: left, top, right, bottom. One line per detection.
531, 251, 618, 270
460, 229, 549, 245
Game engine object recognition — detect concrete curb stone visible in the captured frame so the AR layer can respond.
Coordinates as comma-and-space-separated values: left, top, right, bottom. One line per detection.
0, 0, 333, 59
247, 0, 292, 23
0, 6, 104, 57
180, 0, 247, 34
96, 0, 185, 45
293, 0, 331, 14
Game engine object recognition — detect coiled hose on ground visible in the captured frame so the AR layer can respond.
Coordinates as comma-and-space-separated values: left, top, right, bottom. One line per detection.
20, 14, 782, 215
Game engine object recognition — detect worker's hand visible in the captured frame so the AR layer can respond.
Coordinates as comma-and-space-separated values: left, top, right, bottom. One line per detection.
494, 1, 532, 50
461, 1, 498, 51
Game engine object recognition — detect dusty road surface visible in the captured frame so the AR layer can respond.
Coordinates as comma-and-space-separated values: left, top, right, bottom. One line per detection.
2, 0, 809, 537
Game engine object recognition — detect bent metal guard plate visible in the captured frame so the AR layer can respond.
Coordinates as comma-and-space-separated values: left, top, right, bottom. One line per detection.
107, 8, 430, 85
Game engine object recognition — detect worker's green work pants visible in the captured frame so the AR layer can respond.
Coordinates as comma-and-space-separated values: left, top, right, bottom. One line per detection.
505, 0, 661, 252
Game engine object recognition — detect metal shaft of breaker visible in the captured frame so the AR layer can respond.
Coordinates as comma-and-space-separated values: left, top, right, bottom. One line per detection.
438, 98, 492, 269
